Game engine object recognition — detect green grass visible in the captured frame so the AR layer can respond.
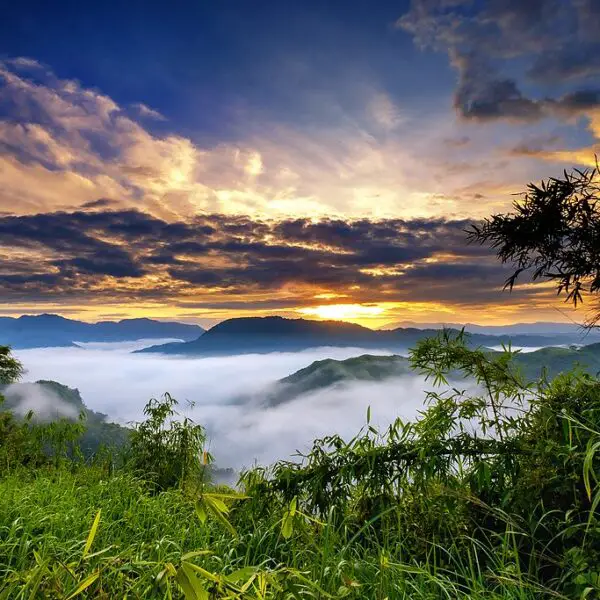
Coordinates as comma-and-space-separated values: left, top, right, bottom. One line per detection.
0, 467, 566, 599
0, 469, 202, 598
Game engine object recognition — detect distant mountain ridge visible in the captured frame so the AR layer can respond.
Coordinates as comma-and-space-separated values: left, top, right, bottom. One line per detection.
137, 316, 377, 354
382, 320, 600, 339
137, 316, 589, 356
263, 343, 600, 405
0, 314, 204, 349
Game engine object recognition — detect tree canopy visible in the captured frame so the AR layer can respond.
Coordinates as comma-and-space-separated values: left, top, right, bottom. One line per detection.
469, 160, 600, 326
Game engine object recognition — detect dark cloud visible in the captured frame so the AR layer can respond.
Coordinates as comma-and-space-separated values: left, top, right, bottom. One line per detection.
529, 46, 600, 83
58, 256, 145, 278
391, 261, 517, 303
399, 0, 600, 122
442, 136, 471, 148
80, 199, 119, 210
548, 90, 600, 117
456, 78, 543, 122
0, 207, 517, 306
0, 205, 550, 310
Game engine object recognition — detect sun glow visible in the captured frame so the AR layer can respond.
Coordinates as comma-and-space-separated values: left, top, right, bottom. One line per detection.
297, 303, 386, 322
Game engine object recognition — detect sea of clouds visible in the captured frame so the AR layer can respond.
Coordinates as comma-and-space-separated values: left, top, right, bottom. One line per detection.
12, 341, 448, 469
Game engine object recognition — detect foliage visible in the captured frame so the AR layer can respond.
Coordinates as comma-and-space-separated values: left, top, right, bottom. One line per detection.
240, 331, 600, 598
469, 161, 600, 325
0, 348, 86, 472
1, 379, 130, 460
1, 336, 600, 598
128, 393, 210, 491
0, 345, 24, 385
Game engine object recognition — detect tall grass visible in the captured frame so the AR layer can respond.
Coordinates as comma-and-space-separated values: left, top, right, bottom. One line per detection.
0, 469, 559, 599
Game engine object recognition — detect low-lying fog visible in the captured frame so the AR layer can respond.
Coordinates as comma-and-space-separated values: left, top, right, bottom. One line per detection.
14, 341, 455, 469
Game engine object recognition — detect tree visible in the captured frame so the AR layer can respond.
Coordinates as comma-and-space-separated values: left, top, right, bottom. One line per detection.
0, 346, 23, 385
469, 160, 600, 326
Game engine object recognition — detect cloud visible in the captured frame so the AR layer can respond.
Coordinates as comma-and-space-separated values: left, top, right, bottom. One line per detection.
0, 208, 521, 308
0, 56, 576, 223
80, 198, 120, 210
367, 92, 405, 130
398, 0, 600, 133
131, 103, 166, 121
3, 382, 79, 421
213, 377, 430, 468
13, 343, 436, 468
509, 135, 561, 157
0, 54, 594, 323
455, 78, 543, 122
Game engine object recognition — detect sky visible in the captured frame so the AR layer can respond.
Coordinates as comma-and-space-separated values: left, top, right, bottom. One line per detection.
0, 0, 599, 328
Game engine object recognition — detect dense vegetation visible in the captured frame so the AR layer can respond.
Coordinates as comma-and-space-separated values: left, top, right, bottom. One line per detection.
1, 329, 599, 599
0, 379, 130, 459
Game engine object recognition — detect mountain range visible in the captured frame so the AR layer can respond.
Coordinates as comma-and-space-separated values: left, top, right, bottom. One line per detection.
263, 343, 600, 405
0, 314, 204, 349
4, 314, 599, 354
137, 316, 594, 356
381, 320, 600, 338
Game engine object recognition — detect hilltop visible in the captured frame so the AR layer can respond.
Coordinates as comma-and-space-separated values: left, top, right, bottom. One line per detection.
265, 354, 412, 405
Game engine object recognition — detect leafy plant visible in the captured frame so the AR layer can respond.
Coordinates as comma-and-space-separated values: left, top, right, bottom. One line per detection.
128, 393, 210, 491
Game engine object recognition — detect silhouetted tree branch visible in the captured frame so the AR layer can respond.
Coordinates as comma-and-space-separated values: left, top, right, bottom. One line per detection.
468, 158, 600, 327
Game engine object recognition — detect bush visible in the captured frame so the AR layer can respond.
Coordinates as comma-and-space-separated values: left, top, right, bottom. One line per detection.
128, 393, 210, 491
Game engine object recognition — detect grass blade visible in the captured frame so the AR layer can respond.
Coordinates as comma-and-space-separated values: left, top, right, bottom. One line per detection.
82, 510, 101, 559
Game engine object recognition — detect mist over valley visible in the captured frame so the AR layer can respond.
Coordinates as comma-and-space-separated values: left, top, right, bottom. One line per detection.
13, 342, 413, 468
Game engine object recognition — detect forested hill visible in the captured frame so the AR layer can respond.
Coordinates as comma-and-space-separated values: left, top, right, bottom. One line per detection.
265, 343, 600, 405
0, 380, 129, 456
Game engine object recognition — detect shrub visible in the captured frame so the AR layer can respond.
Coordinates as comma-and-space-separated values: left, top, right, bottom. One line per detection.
128, 393, 209, 490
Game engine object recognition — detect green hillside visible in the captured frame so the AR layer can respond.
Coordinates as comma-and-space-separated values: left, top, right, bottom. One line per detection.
516, 343, 600, 380
267, 354, 412, 405
266, 343, 600, 404
0, 380, 130, 457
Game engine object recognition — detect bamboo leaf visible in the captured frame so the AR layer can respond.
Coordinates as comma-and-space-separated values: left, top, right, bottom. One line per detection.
82, 510, 101, 559
226, 566, 258, 584
195, 500, 207, 524
204, 494, 229, 515
202, 492, 249, 501
65, 572, 100, 599
281, 512, 294, 540
176, 563, 209, 600
182, 561, 221, 583
181, 550, 212, 561
583, 440, 600, 501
